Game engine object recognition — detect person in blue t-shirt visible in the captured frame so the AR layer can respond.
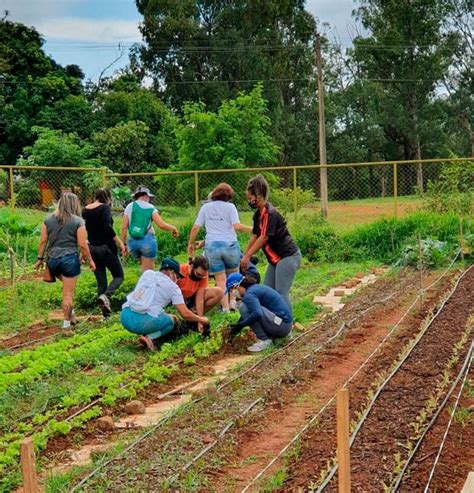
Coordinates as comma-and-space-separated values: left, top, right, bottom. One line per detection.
226, 272, 292, 353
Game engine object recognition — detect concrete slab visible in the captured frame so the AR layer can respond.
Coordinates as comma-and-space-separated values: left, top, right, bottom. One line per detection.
461, 472, 474, 493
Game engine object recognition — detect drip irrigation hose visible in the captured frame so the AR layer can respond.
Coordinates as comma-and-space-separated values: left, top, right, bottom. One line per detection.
392, 342, 473, 492
315, 264, 472, 492
241, 252, 462, 492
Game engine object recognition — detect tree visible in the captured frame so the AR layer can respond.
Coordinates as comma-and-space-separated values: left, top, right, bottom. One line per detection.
176, 84, 280, 169
0, 19, 86, 163
92, 121, 150, 173
134, 0, 317, 165
353, 0, 462, 189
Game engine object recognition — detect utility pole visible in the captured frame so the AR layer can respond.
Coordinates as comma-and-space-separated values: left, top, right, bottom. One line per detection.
315, 32, 328, 219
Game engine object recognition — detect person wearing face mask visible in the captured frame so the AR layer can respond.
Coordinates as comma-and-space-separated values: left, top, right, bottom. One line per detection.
241, 175, 301, 311
120, 258, 209, 351
226, 273, 292, 352
177, 256, 223, 331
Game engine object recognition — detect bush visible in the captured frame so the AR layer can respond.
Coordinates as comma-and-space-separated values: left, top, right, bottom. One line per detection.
271, 187, 316, 216
15, 179, 41, 208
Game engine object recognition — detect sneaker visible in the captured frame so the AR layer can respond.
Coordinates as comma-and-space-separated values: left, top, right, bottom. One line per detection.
139, 335, 155, 351
247, 339, 272, 353
98, 294, 112, 317
62, 320, 72, 330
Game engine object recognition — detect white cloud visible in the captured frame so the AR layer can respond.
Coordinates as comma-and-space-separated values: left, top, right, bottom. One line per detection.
3, 0, 80, 24
37, 17, 140, 43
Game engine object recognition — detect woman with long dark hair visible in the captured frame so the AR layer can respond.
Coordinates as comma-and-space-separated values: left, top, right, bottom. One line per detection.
241, 175, 301, 311
35, 192, 95, 329
83, 189, 126, 317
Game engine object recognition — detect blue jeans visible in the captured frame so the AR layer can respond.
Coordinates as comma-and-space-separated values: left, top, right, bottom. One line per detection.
128, 233, 157, 260
47, 253, 81, 280
120, 307, 174, 340
205, 241, 240, 274
239, 304, 292, 341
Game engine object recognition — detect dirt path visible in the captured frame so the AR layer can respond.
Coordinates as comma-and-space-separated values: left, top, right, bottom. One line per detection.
274, 267, 473, 492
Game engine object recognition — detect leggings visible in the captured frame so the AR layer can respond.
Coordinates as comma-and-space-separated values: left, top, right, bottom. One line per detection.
264, 250, 302, 309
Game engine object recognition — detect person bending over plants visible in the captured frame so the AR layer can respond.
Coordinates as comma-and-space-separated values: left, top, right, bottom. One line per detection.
177, 256, 222, 332
241, 175, 301, 312
120, 258, 209, 351
226, 272, 292, 353
35, 192, 96, 330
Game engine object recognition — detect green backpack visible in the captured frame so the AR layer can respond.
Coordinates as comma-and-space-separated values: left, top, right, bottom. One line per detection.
128, 202, 154, 239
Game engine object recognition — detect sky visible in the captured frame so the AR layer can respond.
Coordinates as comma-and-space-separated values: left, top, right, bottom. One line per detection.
3, 0, 362, 81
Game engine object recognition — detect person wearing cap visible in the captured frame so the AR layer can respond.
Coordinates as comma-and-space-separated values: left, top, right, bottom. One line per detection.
226, 272, 292, 352
121, 186, 179, 271
177, 256, 223, 325
120, 258, 210, 351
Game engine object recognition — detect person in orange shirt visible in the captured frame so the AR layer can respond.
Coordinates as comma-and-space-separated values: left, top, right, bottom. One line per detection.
178, 256, 223, 331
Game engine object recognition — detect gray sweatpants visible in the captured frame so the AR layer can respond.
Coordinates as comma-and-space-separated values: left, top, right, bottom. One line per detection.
239, 304, 292, 341
264, 250, 302, 309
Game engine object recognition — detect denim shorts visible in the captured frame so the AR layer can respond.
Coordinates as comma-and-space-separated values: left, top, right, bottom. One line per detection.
205, 241, 241, 274
120, 307, 174, 340
128, 233, 157, 260
47, 253, 81, 280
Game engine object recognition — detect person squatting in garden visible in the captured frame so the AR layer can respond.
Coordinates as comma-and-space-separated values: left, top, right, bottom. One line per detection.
241, 175, 301, 311
177, 255, 223, 334
82, 189, 126, 317
120, 258, 209, 351
121, 186, 179, 272
35, 192, 96, 329
226, 272, 292, 352
187, 183, 252, 312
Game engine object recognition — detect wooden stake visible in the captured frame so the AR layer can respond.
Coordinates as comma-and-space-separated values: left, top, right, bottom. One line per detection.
20, 437, 38, 493
458, 212, 465, 261
418, 234, 424, 309
336, 388, 350, 493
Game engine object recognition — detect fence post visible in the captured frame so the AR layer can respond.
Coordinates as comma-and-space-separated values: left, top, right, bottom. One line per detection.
337, 388, 350, 493
194, 172, 199, 209
20, 437, 38, 493
293, 167, 298, 220
101, 168, 108, 188
393, 162, 398, 218
9, 167, 15, 210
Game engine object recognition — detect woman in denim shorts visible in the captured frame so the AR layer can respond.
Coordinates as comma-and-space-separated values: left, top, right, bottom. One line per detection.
187, 183, 251, 312
34, 193, 96, 329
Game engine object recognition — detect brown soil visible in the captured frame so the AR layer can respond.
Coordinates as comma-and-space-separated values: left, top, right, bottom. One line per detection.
275, 267, 473, 492
0, 271, 43, 289
209, 270, 456, 492
398, 366, 474, 493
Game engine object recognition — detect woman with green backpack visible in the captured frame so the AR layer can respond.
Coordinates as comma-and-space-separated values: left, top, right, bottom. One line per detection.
121, 186, 179, 271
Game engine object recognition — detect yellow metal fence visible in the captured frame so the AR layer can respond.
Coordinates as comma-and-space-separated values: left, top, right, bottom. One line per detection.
0, 158, 472, 222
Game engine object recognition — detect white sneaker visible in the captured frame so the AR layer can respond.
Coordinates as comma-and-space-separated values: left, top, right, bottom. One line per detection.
247, 339, 272, 353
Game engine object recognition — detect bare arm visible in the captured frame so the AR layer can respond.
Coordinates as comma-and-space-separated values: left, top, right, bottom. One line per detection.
152, 211, 179, 237
34, 224, 48, 270
241, 235, 268, 269
121, 214, 129, 244
233, 223, 253, 233
187, 224, 201, 256
77, 225, 96, 271
175, 304, 209, 324
194, 287, 205, 317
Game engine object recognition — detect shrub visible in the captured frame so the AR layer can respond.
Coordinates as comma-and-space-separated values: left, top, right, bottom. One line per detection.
271, 187, 316, 216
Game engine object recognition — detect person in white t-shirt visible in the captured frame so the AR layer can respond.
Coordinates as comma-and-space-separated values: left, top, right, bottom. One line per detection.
121, 186, 179, 272
121, 257, 209, 351
187, 183, 252, 312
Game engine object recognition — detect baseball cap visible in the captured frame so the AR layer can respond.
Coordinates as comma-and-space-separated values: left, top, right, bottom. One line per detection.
225, 272, 243, 294
160, 258, 184, 278
133, 186, 155, 199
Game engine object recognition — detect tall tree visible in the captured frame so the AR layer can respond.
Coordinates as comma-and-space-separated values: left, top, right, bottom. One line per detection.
353, 0, 461, 188
134, 0, 317, 165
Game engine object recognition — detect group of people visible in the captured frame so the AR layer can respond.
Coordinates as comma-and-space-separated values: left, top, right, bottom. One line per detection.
35, 175, 301, 353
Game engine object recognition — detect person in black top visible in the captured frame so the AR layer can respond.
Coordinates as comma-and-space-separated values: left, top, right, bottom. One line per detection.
240, 175, 301, 310
83, 189, 126, 317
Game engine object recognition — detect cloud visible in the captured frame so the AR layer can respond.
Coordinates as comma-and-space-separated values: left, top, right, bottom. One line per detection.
2, 0, 79, 24
37, 17, 141, 43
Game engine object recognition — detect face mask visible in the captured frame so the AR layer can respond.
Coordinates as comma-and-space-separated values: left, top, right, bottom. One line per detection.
231, 288, 240, 298
248, 199, 258, 209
